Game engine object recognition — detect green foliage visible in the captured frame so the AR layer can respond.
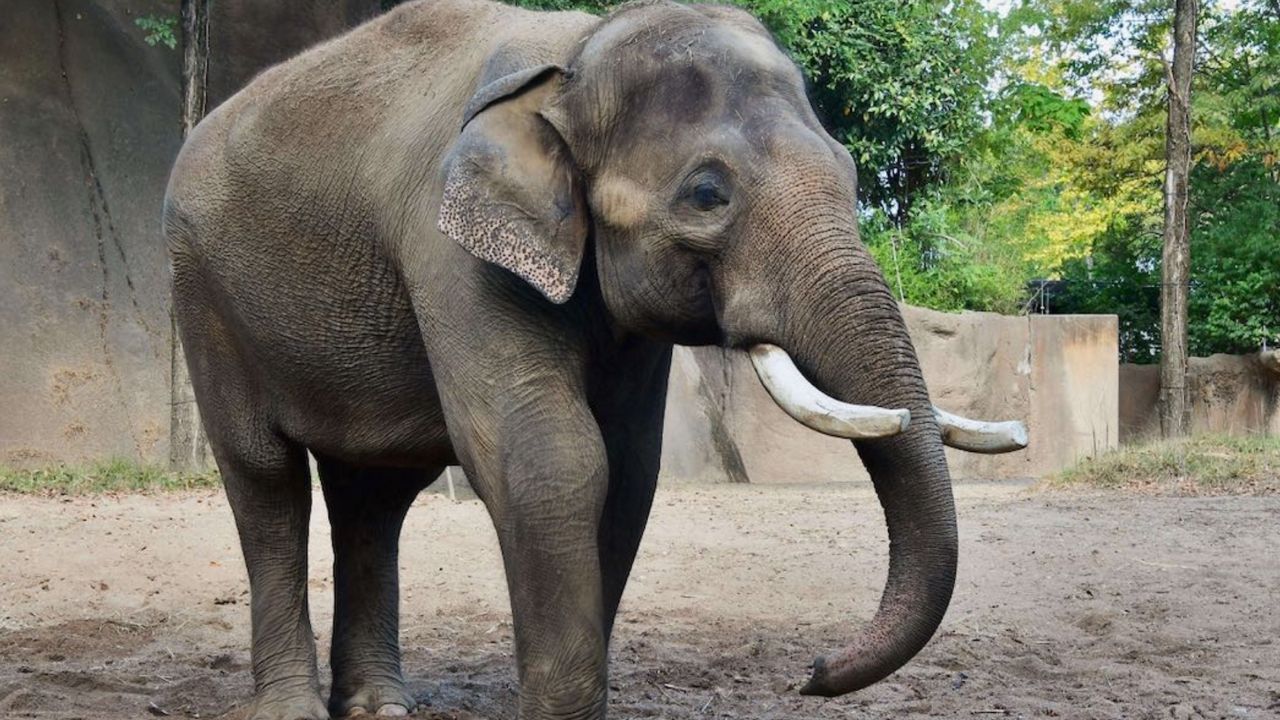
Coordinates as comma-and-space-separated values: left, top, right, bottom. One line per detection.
0, 458, 219, 495
746, 0, 997, 218
135, 14, 178, 50
995, 81, 1091, 139
1041, 0, 1280, 360
1196, 0, 1280, 183
862, 194, 1029, 314
1054, 158, 1280, 360
1187, 159, 1280, 354
1048, 434, 1280, 495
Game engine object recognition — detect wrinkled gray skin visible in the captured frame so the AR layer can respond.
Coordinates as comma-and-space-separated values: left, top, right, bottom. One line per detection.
163, 0, 958, 718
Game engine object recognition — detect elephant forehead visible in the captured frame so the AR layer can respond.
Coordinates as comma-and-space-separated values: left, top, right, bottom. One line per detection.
718, 26, 795, 75
580, 4, 794, 79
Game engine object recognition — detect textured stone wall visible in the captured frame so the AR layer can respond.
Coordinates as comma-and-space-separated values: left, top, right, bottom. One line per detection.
1, 0, 181, 467
660, 308, 1120, 483
0, 0, 377, 468
1119, 355, 1280, 442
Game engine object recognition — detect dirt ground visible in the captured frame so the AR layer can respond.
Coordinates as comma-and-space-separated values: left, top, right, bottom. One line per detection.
1, 482, 1277, 719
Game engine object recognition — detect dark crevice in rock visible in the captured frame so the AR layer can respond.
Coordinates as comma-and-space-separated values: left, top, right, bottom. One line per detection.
54, 0, 146, 319
700, 348, 749, 484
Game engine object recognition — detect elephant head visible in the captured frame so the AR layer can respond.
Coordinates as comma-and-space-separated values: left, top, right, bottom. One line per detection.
439, 1, 1025, 695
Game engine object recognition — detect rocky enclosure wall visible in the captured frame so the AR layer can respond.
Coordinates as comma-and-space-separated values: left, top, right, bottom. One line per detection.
1119, 356, 1280, 442
0, 0, 377, 469
1, 0, 181, 467
662, 309, 1120, 483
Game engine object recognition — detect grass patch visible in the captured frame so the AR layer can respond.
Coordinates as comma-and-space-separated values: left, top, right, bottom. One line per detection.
0, 458, 220, 496
1046, 434, 1280, 496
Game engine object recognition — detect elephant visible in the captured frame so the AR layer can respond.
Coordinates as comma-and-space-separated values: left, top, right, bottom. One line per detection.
162, 0, 1026, 718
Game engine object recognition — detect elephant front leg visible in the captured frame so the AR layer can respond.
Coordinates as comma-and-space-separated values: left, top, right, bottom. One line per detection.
478, 411, 612, 720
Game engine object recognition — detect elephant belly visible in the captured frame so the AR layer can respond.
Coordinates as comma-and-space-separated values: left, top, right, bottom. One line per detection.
194, 235, 455, 469
275, 352, 455, 470
264, 293, 456, 470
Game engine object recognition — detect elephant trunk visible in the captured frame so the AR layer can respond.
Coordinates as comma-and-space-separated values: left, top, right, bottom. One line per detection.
770, 240, 958, 696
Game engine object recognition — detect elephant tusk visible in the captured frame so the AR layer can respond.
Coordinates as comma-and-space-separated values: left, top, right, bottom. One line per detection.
748, 344, 910, 440
933, 406, 1028, 454
747, 344, 1028, 450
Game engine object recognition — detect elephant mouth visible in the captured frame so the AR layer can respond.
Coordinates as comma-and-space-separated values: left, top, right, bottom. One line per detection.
748, 343, 1028, 453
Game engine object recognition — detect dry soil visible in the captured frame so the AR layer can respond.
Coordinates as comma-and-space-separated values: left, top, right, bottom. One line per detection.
0, 482, 1277, 719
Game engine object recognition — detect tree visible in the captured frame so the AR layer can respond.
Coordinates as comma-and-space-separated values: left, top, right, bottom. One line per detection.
1015, 0, 1277, 363
1159, 0, 1197, 437
170, 0, 212, 472
749, 0, 997, 222
1187, 159, 1280, 355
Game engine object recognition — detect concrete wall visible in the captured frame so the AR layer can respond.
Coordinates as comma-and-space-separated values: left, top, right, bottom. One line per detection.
206, 0, 381, 109
1, 0, 181, 467
661, 308, 1120, 483
1119, 355, 1280, 442
0, 0, 377, 469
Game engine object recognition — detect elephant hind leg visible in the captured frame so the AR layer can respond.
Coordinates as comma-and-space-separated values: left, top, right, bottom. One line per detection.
177, 281, 327, 719
317, 458, 435, 718
216, 435, 326, 720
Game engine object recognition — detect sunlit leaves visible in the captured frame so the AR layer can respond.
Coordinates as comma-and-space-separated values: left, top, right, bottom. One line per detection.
1040, 0, 1280, 357
135, 14, 177, 50
996, 82, 1092, 137
747, 0, 997, 216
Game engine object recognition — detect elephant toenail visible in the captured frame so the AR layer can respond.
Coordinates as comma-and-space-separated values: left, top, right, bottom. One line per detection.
376, 703, 409, 716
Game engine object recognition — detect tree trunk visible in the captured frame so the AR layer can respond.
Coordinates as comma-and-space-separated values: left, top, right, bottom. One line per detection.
1159, 0, 1197, 439
170, 0, 212, 471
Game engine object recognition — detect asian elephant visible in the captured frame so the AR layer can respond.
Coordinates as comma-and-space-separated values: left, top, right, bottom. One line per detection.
163, 0, 1026, 718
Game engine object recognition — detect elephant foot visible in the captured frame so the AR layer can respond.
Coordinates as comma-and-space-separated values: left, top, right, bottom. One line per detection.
329, 680, 414, 718
247, 684, 329, 720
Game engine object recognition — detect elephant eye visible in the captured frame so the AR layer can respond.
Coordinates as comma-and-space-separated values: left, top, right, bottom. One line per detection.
687, 179, 729, 211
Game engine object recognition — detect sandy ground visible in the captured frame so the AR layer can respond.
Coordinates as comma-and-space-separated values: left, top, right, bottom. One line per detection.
0, 482, 1277, 719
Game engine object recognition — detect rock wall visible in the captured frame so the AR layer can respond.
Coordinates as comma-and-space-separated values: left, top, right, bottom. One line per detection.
1119, 355, 1280, 442
661, 308, 1120, 483
0, 0, 377, 468
1, 0, 182, 467
205, 0, 382, 109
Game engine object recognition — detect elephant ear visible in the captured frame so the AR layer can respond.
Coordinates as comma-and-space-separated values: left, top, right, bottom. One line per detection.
438, 65, 588, 304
